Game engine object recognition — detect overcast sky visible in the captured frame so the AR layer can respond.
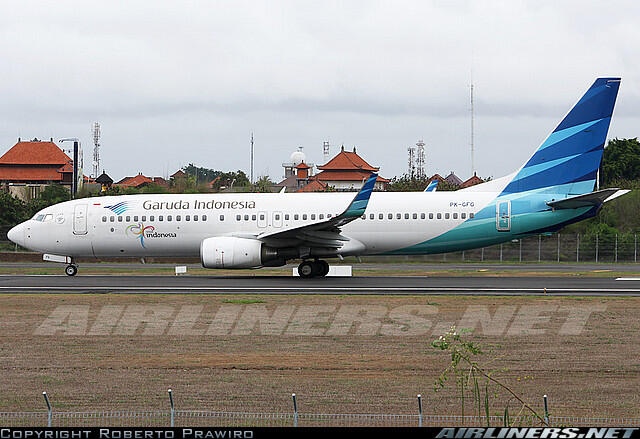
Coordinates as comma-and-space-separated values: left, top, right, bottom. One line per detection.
1, 0, 639, 182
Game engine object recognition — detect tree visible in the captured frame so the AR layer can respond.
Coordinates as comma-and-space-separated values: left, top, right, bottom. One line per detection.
252, 176, 274, 193
387, 174, 459, 192
0, 191, 28, 226
601, 138, 640, 187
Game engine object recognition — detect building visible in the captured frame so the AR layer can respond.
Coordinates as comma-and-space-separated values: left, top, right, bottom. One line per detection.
0, 138, 76, 200
460, 173, 483, 188
115, 173, 168, 189
304, 146, 389, 191
274, 149, 316, 192
443, 171, 463, 187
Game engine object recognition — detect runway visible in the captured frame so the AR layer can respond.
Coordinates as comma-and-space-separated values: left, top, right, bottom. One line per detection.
2, 274, 640, 295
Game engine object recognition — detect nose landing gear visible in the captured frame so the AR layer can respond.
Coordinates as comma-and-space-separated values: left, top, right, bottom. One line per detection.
64, 264, 78, 276
297, 259, 330, 278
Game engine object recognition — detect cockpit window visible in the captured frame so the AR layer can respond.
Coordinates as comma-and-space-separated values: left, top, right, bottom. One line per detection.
43, 214, 54, 222
34, 214, 45, 221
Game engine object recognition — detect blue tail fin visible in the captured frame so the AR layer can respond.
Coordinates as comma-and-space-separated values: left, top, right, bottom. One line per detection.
502, 77, 621, 196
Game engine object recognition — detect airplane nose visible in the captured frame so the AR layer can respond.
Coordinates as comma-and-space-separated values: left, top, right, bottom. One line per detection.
7, 224, 24, 247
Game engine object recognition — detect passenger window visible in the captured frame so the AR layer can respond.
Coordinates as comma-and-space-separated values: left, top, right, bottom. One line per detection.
303, 214, 308, 220
244, 215, 249, 221
421, 213, 425, 219
110, 216, 115, 222
219, 215, 224, 221
150, 216, 155, 221
461, 213, 466, 219
236, 215, 241, 221
379, 213, 383, 220
319, 214, 324, 220
361, 215, 366, 220
285, 214, 290, 220
168, 215, 172, 221
176, 215, 181, 221
134, 216, 139, 222
369, 214, 374, 220
429, 213, 434, 219
142, 216, 146, 222
396, 213, 401, 219
294, 214, 299, 220
252, 215, 257, 221
327, 214, 332, 218
445, 213, 450, 219
470, 213, 475, 219
275, 214, 281, 220
437, 213, 442, 219
310, 214, 315, 220
159, 216, 164, 222
118, 216, 123, 222
388, 213, 393, 219
193, 215, 198, 221
186, 215, 190, 221
102, 216, 107, 222
453, 213, 458, 219
202, 215, 207, 221
126, 216, 131, 222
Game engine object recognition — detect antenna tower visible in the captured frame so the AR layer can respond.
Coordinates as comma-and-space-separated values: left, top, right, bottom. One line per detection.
415, 139, 425, 178
407, 145, 415, 178
250, 132, 254, 184
92, 122, 100, 178
323, 141, 330, 162
470, 81, 475, 176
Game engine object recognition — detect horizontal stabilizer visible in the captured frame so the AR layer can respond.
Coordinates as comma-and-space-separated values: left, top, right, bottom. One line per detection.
547, 188, 629, 209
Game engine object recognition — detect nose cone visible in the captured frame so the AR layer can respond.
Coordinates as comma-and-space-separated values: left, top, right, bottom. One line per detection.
7, 223, 24, 247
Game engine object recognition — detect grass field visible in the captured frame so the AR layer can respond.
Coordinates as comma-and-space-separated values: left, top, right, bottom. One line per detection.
1, 293, 639, 418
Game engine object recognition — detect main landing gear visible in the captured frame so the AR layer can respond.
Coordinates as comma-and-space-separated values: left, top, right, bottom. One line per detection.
297, 259, 330, 278
65, 264, 78, 276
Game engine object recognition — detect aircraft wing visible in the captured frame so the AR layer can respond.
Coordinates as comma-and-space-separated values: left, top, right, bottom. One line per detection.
547, 188, 629, 210
424, 180, 438, 192
256, 173, 378, 249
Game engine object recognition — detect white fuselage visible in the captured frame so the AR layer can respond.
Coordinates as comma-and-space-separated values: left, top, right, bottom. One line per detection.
11, 190, 498, 259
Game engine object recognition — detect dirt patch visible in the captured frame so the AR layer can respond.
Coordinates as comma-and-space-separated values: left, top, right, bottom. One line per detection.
0, 294, 638, 417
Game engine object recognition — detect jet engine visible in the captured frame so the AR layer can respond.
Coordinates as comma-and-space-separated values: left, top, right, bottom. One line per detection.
200, 236, 286, 268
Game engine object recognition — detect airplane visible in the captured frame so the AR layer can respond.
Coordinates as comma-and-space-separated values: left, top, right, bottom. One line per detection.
7, 77, 628, 278
425, 180, 438, 192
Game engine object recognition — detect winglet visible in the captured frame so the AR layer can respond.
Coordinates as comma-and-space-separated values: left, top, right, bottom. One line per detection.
341, 173, 378, 218
424, 180, 438, 192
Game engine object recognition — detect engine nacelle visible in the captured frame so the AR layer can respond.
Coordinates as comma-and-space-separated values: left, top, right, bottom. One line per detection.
200, 236, 285, 269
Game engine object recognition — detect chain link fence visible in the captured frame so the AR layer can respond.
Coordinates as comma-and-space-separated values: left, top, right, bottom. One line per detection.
2, 411, 640, 427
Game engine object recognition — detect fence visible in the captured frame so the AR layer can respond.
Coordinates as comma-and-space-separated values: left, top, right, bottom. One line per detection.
2, 231, 640, 263
3, 411, 640, 427
2, 393, 640, 427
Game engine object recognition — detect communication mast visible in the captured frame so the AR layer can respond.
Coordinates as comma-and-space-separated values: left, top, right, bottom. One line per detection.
92, 122, 100, 178
407, 145, 415, 178
250, 132, 254, 184
323, 141, 330, 162
415, 139, 425, 178
470, 81, 475, 176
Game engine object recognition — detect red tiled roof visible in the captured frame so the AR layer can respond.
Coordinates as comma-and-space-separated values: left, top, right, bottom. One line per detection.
0, 166, 65, 181
171, 170, 186, 178
429, 174, 444, 181
152, 177, 169, 186
314, 170, 390, 183
296, 179, 328, 192
460, 175, 483, 188
295, 162, 311, 169
116, 174, 154, 187
0, 141, 71, 165
317, 149, 379, 172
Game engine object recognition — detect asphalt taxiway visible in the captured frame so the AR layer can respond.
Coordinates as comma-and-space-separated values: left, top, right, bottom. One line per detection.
1, 274, 640, 295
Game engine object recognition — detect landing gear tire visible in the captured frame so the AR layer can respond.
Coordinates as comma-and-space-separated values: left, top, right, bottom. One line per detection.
298, 261, 315, 278
65, 264, 78, 276
315, 260, 330, 277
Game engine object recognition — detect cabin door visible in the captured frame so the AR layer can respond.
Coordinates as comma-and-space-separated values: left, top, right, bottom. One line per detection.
496, 201, 511, 232
73, 204, 88, 235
